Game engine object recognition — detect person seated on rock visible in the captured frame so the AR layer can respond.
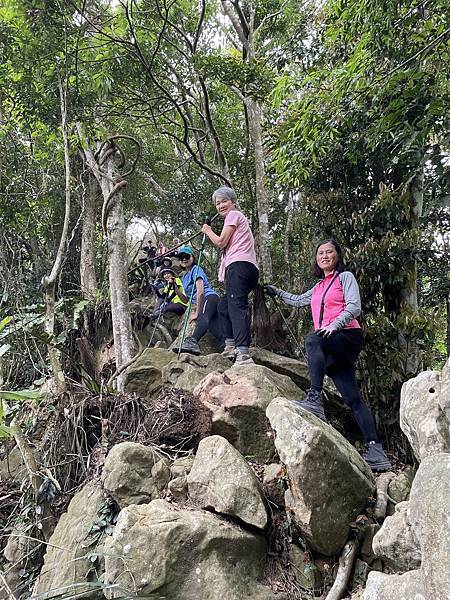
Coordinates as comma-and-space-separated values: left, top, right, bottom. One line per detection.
148, 267, 187, 321
201, 186, 259, 366
172, 245, 224, 355
264, 239, 391, 472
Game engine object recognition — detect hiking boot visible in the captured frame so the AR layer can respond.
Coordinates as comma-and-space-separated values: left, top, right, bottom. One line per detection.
295, 388, 328, 423
172, 336, 201, 356
221, 344, 236, 360
362, 442, 392, 472
233, 351, 254, 366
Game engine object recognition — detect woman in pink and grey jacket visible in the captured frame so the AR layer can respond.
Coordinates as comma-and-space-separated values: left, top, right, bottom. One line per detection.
265, 239, 391, 472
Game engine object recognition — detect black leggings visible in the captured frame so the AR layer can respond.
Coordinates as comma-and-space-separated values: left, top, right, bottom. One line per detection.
305, 330, 379, 443
192, 295, 223, 345
161, 302, 185, 316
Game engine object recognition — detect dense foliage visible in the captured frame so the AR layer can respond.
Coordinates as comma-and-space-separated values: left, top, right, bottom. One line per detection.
0, 0, 448, 444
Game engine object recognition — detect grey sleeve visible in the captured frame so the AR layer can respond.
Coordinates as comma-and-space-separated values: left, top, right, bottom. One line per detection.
277, 286, 314, 308
331, 272, 361, 330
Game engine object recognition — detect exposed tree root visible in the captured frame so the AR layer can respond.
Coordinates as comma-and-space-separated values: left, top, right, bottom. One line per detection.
374, 472, 396, 520
325, 539, 359, 600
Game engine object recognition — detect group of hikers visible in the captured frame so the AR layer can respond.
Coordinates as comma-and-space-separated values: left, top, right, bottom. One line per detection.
139, 185, 391, 472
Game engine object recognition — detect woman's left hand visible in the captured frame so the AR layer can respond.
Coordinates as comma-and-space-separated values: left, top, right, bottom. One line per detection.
189, 312, 198, 323
316, 325, 338, 338
201, 224, 212, 235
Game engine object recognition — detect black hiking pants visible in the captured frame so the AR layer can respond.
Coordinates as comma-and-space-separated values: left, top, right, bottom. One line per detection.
192, 294, 223, 345
305, 329, 379, 443
218, 261, 259, 349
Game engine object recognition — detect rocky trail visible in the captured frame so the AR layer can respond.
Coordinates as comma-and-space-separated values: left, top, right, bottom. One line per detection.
1, 349, 449, 599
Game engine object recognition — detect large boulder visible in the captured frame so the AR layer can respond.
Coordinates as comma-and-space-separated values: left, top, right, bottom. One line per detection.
162, 353, 231, 392
400, 358, 450, 461
266, 397, 374, 555
34, 482, 106, 598
103, 499, 275, 600
187, 435, 267, 530
102, 442, 170, 508
409, 453, 450, 598
124, 348, 174, 399
363, 570, 426, 600
372, 501, 421, 572
251, 348, 343, 409
194, 364, 303, 461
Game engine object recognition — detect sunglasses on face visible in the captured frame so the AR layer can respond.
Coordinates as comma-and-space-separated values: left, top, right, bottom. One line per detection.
178, 254, 191, 261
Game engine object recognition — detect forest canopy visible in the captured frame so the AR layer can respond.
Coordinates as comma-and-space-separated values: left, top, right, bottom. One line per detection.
0, 0, 448, 439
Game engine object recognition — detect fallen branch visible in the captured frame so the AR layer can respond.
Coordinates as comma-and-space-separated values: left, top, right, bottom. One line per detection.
325, 539, 359, 600
374, 471, 396, 520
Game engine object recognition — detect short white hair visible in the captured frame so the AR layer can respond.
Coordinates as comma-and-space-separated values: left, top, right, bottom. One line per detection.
212, 186, 237, 204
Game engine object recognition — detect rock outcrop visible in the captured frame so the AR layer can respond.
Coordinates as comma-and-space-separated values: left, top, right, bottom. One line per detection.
365, 359, 450, 600
266, 397, 374, 555
34, 482, 106, 598
103, 499, 275, 600
372, 501, 421, 572
162, 352, 231, 392
409, 453, 450, 598
194, 364, 303, 461
399, 360, 450, 461
124, 347, 174, 399
187, 435, 268, 530
102, 442, 170, 508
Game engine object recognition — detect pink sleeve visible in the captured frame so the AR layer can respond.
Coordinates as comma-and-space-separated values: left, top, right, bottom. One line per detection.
224, 211, 240, 228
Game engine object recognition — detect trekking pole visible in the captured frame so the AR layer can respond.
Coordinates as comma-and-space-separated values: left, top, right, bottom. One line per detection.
271, 297, 307, 361
176, 215, 217, 359
147, 302, 165, 348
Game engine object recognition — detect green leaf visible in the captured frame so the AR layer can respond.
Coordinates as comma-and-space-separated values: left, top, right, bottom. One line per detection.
0, 389, 44, 401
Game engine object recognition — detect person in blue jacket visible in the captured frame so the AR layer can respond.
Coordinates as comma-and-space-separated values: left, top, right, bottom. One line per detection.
172, 246, 224, 355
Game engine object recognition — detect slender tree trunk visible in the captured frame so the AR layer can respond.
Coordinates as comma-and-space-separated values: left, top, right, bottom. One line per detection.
76, 124, 136, 391
41, 77, 71, 395
80, 174, 98, 299
246, 96, 273, 281
284, 191, 295, 287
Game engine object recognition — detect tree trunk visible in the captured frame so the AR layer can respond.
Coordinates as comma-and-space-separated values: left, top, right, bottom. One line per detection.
41, 77, 71, 395
99, 156, 134, 391
80, 174, 98, 299
246, 96, 273, 281
284, 191, 294, 287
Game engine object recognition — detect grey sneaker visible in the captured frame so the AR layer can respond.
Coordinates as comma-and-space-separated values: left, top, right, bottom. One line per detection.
221, 344, 236, 360
362, 442, 392, 472
172, 336, 201, 356
295, 388, 328, 423
233, 352, 255, 366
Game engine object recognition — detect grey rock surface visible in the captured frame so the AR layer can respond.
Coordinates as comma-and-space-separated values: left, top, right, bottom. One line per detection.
162, 352, 231, 392
372, 501, 421, 572
170, 455, 195, 478
102, 442, 170, 508
187, 435, 268, 530
363, 570, 426, 600
103, 499, 276, 600
266, 397, 374, 555
34, 482, 106, 599
194, 364, 303, 461
409, 452, 450, 599
123, 347, 174, 399
400, 358, 450, 461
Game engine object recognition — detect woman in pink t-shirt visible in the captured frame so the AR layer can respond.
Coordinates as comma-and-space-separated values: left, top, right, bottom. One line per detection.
265, 239, 390, 472
201, 186, 259, 366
